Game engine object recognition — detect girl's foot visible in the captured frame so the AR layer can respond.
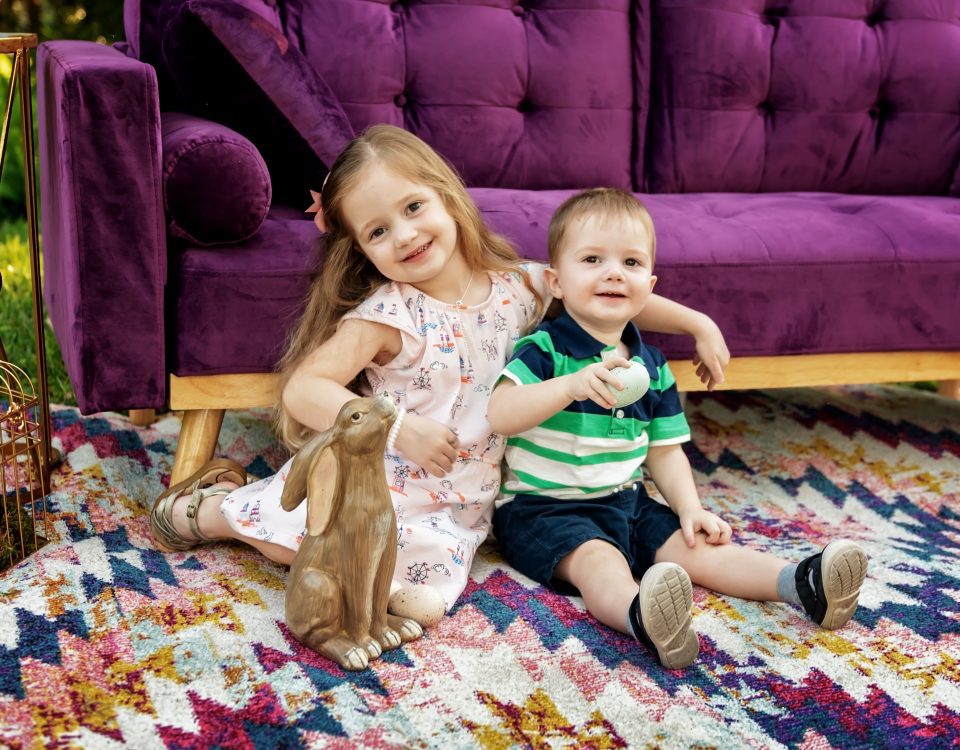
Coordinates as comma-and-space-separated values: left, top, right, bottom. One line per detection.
630, 562, 699, 669
795, 540, 868, 630
151, 459, 245, 551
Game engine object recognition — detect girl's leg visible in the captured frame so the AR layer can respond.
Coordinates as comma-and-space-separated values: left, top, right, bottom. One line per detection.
166, 484, 295, 566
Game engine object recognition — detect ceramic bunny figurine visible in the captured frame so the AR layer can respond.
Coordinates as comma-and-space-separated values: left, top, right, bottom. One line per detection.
280, 395, 423, 670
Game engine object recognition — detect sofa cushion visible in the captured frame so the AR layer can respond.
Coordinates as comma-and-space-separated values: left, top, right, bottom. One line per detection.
648, 0, 960, 194
162, 113, 272, 246
158, 0, 354, 206
124, 0, 281, 109
283, 0, 635, 191
171, 192, 960, 376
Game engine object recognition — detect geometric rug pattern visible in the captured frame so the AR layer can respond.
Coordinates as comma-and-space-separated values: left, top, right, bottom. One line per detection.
0, 386, 958, 749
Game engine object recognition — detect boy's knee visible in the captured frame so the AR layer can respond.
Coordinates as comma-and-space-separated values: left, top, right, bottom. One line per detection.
556, 538, 627, 581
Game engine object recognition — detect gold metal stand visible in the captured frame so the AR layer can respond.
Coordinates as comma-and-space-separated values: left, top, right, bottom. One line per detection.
0, 32, 56, 486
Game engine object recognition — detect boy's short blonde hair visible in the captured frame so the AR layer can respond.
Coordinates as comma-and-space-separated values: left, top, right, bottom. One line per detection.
547, 188, 657, 267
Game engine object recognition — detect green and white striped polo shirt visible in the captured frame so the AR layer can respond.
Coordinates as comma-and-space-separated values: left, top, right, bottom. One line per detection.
496, 311, 690, 504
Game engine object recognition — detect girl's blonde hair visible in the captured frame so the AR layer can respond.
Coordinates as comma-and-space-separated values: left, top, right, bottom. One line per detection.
275, 125, 539, 449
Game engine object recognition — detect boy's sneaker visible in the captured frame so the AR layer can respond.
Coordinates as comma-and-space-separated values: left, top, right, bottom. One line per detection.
633, 562, 699, 669
795, 540, 868, 630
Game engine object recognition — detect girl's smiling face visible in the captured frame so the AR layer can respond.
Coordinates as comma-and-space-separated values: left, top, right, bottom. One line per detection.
341, 162, 467, 301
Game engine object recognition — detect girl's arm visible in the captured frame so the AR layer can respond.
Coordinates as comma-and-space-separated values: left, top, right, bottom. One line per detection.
282, 318, 400, 432
282, 318, 460, 476
633, 294, 730, 390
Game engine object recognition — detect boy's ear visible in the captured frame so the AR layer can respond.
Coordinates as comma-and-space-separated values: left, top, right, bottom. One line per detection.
544, 266, 563, 299
649, 274, 657, 293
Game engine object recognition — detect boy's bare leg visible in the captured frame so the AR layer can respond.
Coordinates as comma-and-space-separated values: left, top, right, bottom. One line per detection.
554, 538, 640, 635
167, 484, 296, 566
656, 529, 788, 601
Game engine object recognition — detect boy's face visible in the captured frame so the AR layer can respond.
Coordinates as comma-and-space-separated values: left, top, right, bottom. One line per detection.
545, 213, 657, 338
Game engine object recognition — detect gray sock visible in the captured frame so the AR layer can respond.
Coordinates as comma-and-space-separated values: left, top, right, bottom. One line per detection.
777, 563, 801, 606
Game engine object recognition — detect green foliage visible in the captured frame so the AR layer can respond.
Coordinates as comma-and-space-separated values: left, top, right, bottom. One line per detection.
0, 219, 75, 405
0, 54, 31, 222
1, 2, 125, 221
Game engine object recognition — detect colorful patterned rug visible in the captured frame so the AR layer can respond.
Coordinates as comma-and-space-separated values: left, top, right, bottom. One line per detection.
1, 386, 958, 749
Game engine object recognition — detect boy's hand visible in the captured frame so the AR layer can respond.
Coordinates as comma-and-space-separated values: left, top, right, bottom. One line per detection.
394, 412, 460, 477
678, 508, 732, 547
563, 357, 632, 409
691, 319, 730, 390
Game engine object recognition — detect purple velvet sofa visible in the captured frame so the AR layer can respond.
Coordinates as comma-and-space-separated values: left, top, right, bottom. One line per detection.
38, 0, 960, 482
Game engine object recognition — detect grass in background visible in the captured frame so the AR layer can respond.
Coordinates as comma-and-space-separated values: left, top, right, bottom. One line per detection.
0, 219, 75, 405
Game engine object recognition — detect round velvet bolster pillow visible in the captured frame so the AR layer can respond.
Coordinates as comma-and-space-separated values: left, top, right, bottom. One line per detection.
162, 112, 272, 246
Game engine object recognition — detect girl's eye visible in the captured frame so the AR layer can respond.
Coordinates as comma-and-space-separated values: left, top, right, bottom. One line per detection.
407, 201, 422, 214
583, 255, 599, 264
369, 227, 386, 241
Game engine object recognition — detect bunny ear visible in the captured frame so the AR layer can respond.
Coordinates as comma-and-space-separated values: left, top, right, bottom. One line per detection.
280, 428, 334, 513
305, 445, 338, 537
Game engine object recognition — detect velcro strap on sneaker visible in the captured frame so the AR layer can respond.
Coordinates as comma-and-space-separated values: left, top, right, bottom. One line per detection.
795, 552, 826, 625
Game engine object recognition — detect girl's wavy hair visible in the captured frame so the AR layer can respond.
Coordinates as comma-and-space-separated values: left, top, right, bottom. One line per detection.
275, 124, 541, 450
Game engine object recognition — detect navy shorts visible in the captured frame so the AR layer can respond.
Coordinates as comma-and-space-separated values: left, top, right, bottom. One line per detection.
492, 483, 681, 594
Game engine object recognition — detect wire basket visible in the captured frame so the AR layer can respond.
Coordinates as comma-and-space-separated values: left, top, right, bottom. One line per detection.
1, 359, 49, 570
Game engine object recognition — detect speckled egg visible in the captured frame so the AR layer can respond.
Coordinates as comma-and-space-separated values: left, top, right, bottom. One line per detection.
388, 585, 446, 627
606, 363, 650, 408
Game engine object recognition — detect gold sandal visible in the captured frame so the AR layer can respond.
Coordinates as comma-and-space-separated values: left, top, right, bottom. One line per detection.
151, 459, 246, 552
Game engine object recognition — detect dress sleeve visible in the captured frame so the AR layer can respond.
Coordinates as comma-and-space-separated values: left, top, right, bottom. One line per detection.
339, 283, 423, 370
519, 261, 550, 303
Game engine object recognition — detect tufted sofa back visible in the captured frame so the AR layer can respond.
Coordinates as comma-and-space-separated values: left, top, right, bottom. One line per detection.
648, 0, 960, 195
283, 0, 642, 190
129, 0, 960, 196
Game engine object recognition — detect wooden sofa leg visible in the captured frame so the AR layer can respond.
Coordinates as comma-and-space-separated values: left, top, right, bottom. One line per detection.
128, 409, 156, 426
938, 380, 960, 399
170, 408, 225, 485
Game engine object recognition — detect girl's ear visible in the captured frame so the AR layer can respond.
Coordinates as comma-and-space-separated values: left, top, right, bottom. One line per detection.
544, 266, 563, 299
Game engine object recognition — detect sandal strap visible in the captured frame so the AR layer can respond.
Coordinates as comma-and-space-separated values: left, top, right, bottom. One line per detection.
151, 491, 194, 552
184, 482, 233, 542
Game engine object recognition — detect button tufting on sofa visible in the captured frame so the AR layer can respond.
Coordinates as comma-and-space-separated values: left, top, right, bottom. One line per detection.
512, 5, 525, 16
394, 93, 407, 107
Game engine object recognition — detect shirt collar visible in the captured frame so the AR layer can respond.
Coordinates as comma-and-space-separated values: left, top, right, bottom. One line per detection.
547, 309, 645, 360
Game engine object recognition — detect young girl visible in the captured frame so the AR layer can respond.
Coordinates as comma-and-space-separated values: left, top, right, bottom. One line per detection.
150, 125, 730, 623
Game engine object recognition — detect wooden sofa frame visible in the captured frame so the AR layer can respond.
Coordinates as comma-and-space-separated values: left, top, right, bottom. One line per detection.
149, 351, 960, 485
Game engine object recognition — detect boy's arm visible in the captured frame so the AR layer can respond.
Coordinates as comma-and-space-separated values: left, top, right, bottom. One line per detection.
488, 357, 631, 436
488, 379, 576, 436
633, 294, 729, 390
645, 444, 732, 546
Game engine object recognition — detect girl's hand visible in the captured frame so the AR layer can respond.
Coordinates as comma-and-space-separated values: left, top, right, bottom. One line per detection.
394, 412, 460, 477
562, 357, 632, 409
691, 318, 730, 391
678, 508, 732, 548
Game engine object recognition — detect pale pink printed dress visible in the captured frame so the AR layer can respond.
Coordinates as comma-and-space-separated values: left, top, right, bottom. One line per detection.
220, 265, 545, 609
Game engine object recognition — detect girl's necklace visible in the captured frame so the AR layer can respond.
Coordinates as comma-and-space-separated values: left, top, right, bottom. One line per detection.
453, 270, 475, 310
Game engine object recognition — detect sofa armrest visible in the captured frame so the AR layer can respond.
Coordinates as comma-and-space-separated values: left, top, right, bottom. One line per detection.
38, 41, 167, 413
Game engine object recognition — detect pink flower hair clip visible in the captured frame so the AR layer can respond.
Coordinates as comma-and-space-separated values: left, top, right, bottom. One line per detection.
305, 173, 331, 233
